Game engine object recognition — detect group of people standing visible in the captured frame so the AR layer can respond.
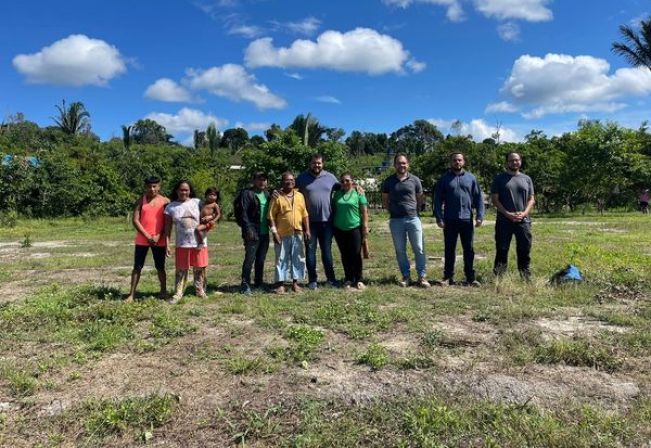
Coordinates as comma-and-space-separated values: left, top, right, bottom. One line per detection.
125, 151, 535, 302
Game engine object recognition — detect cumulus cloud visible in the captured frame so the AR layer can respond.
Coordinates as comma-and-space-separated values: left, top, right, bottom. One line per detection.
245, 28, 423, 75
497, 53, 651, 118
382, 0, 551, 22
185, 64, 287, 109
315, 96, 342, 104
383, 0, 465, 22
234, 121, 271, 131
12, 34, 127, 86
497, 22, 520, 41
473, 0, 552, 22
485, 101, 519, 113
144, 78, 194, 102
145, 107, 228, 134
428, 118, 519, 142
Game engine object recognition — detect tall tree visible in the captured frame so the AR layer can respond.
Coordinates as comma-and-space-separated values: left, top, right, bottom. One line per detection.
612, 16, 651, 70
220, 127, 249, 153
193, 130, 207, 149
390, 120, 444, 155
52, 100, 90, 135
131, 119, 170, 145
289, 113, 327, 147
206, 123, 220, 154
121, 125, 132, 150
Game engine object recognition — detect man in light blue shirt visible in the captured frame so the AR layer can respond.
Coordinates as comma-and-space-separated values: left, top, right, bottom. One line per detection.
434, 152, 484, 286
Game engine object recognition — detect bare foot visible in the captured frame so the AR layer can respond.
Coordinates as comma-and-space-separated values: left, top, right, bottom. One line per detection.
123, 295, 134, 304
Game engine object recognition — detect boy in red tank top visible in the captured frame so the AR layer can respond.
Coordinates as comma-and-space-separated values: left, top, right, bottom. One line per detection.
125, 176, 170, 303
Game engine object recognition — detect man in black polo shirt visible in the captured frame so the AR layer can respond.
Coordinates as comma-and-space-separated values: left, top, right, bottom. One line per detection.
491, 152, 535, 279
381, 153, 430, 288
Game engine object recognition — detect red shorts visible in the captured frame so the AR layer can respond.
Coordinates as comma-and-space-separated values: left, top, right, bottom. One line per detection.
175, 247, 208, 270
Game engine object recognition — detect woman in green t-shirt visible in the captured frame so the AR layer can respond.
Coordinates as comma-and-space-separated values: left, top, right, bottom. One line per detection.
332, 174, 369, 290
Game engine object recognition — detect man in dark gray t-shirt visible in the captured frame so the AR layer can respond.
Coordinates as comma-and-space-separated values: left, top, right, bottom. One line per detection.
381, 153, 430, 288
490, 152, 535, 279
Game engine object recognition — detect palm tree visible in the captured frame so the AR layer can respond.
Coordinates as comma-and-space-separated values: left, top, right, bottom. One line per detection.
612, 16, 651, 70
52, 100, 91, 135
121, 125, 132, 150
289, 113, 326, 147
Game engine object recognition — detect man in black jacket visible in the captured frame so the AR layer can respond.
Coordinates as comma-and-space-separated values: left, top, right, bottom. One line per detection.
239, 172, 271, 294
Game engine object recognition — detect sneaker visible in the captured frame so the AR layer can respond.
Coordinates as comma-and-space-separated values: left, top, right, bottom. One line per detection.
307, 282, 318, 291
343, 281, 353, 291
326, 279, 340, 288
465, 280, 481, 287
274, 285, 286, 294
398, 277, 410, 288
292, 283, 303, 293
356, 282, 367, 291
240, 284, 252, 295
416, 278, 432, 288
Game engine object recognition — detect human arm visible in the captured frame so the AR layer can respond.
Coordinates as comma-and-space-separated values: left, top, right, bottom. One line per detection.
164, 214, 173, 257
302, 216, 311, 241
433, 180, 445, 228
268, 198, 281, 244
381, 193, 389, 210
132, 199, 156, 244
361, 205, 369, 238
491, 194, 518, 222
473, 178, 485, 227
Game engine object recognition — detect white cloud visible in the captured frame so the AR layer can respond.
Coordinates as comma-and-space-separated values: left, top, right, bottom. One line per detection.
285, 72, 304, 80
315, 95, 341, 104
271, 16, 321, 35
485, 101, 519, 113
144, 78, 194, 102
383, 0, 465, 22
12, 34, 127, 86
473, 0, 552, 22
244, 28, 423, 75
227, 23, 264, 38
383, 0, 551, 22
185, 64, 287, 109
145, 107, 228, 134
428, 118, 519, 142
234, 121, 271, 132
497, 53, 651, 118
497, 22, 520, 41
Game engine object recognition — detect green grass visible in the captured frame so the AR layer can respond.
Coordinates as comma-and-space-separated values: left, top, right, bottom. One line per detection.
1, 213, 651, 445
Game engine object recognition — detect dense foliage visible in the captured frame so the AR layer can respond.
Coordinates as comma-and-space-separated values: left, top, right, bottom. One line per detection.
1, 111, 650, 219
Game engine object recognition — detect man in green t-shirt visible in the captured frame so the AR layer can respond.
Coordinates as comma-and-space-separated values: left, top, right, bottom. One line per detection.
239, 172, 271, 294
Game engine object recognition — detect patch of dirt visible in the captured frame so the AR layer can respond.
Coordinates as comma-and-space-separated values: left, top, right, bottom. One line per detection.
432, 316, 498, 345
536, 316, 630, 337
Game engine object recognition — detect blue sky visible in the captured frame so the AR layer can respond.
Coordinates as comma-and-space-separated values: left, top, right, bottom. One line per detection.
1, 0, 650, 144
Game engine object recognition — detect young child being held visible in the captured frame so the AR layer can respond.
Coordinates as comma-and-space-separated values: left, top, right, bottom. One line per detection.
196, 187, 221, 246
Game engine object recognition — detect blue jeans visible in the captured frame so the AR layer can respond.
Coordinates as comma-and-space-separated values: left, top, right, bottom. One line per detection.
389, 217, 427, 279
306, 221, 336, 283
274, 233, 306, 282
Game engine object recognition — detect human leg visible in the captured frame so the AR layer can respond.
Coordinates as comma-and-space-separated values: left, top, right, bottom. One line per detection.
389, 218, 410, 280
406, 217, 427, 281
290, 233, 306, 282
493, 219, 513, 276
241, 238, 259, 289
349, 227, 363, 284
317, 223, 337, 283
458, 220, 475, 282
254, 234, 269, 287
333, 227, 352, 283
306, 222, 320, 284
514, 221, 533, 279
151, 246, 168, 298
126, 245, 149, 302
443, 221, 460, 281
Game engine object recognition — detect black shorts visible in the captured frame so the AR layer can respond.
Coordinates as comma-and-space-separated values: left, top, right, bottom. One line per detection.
133, 245, 166, 271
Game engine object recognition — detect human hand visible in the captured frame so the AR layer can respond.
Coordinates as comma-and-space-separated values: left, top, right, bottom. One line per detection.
271, 189, 280, 199
166, 246, 171, 257
304, 231, 311, 242
273, 232, 281, 245
436, 221, 445, 229
245, 228, 257, 242
475, 220, 483, 228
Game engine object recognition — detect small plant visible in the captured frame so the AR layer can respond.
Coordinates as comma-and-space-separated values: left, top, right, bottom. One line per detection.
356, 343, 389, 370
396, 354, 435, 370
84, 393, 178, 438
224, 355, 275, 375
20, 233, 32, 248
0, 365, 38, 397
534, 338, 621, 372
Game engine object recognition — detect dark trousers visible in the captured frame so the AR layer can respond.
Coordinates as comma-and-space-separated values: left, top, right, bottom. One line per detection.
493, 218, 532, 278
241, 234, 270, 286
307, 221, 336, 283
333, 227, 363, 284
443, 219, 475, 282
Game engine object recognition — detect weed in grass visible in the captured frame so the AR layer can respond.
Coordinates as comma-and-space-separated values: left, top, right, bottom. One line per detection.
0, 365, 38, 397
149, 311, 196, 340
79, 320, 133, 352
534, 338, 621, 372
395, 354, 435, 370
83, 393, 178, 439
420, 330, 444, 350
267, 325, 325, 364
20, 233, 32, 248
216, 402, 287, 446
356, 343, 389, 370
224, 355, 276, 375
